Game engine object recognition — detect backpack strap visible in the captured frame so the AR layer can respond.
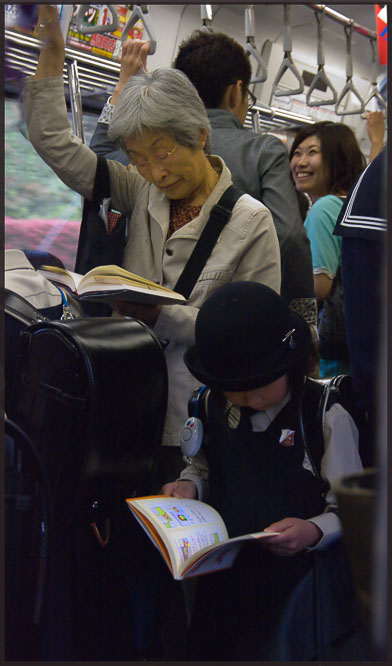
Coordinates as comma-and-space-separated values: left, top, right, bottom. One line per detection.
174, 185, 243, 299
188, 385, 210, 425
300, 378, 328, 481
4, 288, 50, 325
301, 375, 356, 482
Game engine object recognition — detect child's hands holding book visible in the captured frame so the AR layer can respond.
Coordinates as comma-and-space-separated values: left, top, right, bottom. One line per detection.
161, 480, 198, 499
260, 517, 323, 556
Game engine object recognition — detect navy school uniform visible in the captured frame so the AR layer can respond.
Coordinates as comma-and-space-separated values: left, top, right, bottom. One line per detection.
334, 147, 387, 467
188, 390, 364, 661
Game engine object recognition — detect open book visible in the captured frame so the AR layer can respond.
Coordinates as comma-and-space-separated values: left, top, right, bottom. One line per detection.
126, 496, 279, 580
38, 265, 186, 306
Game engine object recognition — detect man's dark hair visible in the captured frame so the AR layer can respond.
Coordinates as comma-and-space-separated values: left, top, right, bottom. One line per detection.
173, 30, 251, 108
289, 121, 366, 196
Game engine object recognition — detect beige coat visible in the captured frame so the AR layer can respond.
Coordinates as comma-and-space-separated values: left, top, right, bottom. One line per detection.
24, 76, 281, 447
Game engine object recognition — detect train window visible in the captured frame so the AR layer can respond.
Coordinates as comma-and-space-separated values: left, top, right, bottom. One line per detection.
5, 98, 100, 270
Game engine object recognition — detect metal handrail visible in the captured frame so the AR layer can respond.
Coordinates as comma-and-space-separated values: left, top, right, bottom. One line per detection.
67, 60, 85, 142
270, 4, 304, 98
309, 4, 377, 41
244, 5, 267, 84
306, 8, 337, 107
335, 23, 365, 116
5, 28, 122, 74
246, 103, 315, 130
76, 4, 119, 35
120, 4, 157, 55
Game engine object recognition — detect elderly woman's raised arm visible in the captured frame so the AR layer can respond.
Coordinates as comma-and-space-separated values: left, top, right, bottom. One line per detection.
33, 5, 65, 79
24, 5, 97, 201
24, 6, 144, 213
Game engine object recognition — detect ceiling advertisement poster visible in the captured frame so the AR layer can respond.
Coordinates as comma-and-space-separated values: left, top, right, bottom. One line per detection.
66, 4, 145, 61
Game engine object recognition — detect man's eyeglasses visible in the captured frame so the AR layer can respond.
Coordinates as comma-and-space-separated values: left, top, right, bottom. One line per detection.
247, 89, 257, 112
129, 143, 178, 171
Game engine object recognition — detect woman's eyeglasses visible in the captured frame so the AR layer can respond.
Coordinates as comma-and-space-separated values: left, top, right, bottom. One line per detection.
129, 144, 178, 171
247, 89, 257, 112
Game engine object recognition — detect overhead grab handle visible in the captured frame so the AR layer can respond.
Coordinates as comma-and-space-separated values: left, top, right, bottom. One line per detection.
244, 5, 267, 84
361, 38, 387, 115
76, 5, 119, 35
306, 9, 337, 107
121, 4, 157, 55
270, 5, 304, 98
335, 23, 365, 116
200, 5, 213, 32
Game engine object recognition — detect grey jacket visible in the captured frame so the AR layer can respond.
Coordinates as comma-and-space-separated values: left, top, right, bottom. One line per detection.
23, 75, 281, 447
207, 109, 316, 325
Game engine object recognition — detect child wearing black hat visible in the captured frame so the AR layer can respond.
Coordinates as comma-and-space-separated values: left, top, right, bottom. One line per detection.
162, 281, 366, 660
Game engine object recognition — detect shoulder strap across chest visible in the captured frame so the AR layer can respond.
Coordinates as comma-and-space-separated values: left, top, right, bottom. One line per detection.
174, 184, 243, 299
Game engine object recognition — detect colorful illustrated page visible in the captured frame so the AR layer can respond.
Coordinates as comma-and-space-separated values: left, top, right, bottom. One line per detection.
140, 498, 228, 564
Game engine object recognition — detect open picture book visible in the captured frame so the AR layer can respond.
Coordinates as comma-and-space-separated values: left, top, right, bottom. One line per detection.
38, 264, 187, 306
126, 496, 279, 580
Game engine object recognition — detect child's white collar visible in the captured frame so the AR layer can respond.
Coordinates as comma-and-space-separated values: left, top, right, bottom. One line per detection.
251, 390, 292, 432
224, 390, 292, 431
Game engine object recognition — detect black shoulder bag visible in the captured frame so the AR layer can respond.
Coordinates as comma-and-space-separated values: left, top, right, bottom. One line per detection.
75, 157, 128, 315
75, 156, 128, 275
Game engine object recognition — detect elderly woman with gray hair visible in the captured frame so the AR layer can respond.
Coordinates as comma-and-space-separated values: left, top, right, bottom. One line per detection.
24, 5, 281, 483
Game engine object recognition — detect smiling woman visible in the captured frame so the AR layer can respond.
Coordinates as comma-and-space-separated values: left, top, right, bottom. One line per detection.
290, 123, 366, 205
289, 122, 366, 377
23, 5, 281, 481
290, 135, 328, 203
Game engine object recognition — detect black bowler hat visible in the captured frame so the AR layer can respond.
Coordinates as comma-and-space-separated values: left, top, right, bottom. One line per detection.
184, 282, 311, 391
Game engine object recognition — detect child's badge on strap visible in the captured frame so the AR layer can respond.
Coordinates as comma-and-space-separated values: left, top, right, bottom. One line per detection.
279, 429, 295, 447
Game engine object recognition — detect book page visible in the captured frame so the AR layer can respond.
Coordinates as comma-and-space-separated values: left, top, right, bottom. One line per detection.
182, 530, 280, 578
183, 539, 245, 578
79, 275, 180, 295
77, 284, 186, 305
39, 266, 82, 291
82, 265, 177, 294
130, 507, 174, 573
127, 496, 229, 577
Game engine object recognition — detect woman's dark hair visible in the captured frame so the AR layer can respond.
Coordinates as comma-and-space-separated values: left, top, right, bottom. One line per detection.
23, 249, 65, 270
289, 121, 366, 195
174, 30, 251, 108
297, 191, 312, 223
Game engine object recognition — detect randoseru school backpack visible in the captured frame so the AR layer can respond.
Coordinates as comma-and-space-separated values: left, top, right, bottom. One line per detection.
6, 316, 168, 660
